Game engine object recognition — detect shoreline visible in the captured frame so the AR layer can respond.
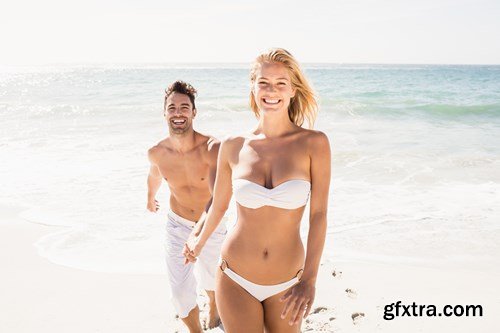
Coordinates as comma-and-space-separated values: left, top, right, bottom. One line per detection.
0, 206, 188, 332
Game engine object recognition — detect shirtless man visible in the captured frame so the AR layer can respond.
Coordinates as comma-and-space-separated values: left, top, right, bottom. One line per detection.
147, 81, 226, 332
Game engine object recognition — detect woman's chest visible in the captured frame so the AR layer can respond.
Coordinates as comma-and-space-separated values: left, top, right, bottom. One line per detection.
231, 141, 310, 182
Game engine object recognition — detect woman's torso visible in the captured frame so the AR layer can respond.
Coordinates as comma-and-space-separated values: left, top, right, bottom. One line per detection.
221, 129, 312, 284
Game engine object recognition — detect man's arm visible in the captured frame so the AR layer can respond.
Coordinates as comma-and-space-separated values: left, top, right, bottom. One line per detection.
147, 148, 163, 212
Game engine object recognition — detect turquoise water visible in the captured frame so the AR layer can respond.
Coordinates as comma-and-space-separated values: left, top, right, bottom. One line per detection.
2, 64, 499, 116
1, 64, 499, 273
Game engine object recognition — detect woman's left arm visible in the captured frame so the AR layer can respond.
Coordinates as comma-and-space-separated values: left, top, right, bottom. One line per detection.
281, 131, 331, 325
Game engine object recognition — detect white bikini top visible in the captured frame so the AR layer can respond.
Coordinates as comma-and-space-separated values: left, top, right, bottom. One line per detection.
232, 178, 311, 210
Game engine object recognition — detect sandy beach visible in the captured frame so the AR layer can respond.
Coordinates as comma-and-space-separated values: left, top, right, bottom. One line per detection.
1, 0, 499, 328
1, 205, 498, 333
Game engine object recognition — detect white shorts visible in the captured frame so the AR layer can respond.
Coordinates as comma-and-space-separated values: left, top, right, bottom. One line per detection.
164, 210, 227, 318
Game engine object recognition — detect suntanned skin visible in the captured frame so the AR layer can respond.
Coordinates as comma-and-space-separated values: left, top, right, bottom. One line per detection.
148, 133, 217, 222
186, 62, 331, 332
147, 91, 221, 332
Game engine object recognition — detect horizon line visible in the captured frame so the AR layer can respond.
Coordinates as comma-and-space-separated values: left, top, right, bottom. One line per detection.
1, 62, 500, 67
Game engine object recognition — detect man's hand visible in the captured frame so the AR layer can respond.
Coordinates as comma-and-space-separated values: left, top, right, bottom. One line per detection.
183, 233, 204, 265
182, 244, 198, 264
183, 228, 200, 264
147, 198, 159, 212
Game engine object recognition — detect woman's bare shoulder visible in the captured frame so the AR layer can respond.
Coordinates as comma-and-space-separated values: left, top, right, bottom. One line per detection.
300, 129, 331, 153
296, 128, 330, 144
220, 134, 250, 150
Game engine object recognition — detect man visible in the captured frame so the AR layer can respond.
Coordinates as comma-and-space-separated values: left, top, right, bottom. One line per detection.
147, 81, 226, 332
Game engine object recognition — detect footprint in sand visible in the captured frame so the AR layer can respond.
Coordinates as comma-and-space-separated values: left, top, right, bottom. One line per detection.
304, 306, 336, 332
331, 269, 342, 278
304, 324, 329, 332
351, 312, 365, 325
345, 288, 357, 299
311, 306, 328, 314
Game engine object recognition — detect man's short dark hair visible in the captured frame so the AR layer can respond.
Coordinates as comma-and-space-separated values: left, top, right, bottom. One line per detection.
164, 81, 197, 110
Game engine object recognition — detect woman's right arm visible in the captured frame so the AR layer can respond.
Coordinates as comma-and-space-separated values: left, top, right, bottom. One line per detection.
186, 138, 234, 257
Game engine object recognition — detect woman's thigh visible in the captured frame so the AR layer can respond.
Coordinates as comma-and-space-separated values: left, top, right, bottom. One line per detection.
215, 269, 264, 333
263, 289, 302, 333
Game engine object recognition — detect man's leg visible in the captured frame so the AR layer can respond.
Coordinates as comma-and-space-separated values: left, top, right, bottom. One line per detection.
204, 290, 220, 329
181, 306, 203, 333
165, 215, 202, 333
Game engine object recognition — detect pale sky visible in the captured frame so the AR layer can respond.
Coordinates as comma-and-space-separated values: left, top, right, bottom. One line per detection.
1, 0, 499, 65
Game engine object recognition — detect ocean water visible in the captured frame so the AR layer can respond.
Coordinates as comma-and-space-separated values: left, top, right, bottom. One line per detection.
1, 64, 499, 273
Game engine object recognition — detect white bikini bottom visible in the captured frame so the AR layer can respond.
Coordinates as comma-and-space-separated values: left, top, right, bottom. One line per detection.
219, 259, 303, 302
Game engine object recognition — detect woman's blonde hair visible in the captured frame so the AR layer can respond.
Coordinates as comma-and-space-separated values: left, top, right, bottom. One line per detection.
250, 48, 318, 128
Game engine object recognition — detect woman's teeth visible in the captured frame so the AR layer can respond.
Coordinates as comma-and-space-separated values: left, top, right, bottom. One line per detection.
264, 99, 280, 104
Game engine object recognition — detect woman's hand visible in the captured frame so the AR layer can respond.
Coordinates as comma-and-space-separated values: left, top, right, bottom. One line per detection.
280, 279, 316, 326
183, 234, 204, 265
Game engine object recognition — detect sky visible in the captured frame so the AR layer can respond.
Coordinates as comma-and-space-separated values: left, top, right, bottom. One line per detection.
0, 0, 499, 65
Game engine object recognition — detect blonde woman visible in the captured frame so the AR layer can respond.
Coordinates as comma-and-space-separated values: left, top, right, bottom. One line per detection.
185, 48, 331, 332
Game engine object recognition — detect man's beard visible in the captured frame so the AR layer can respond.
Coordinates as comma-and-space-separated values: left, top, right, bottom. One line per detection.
169, 122, 191, 135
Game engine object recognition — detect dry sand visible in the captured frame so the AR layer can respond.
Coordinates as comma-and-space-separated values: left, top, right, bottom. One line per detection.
1, 206, 498, 332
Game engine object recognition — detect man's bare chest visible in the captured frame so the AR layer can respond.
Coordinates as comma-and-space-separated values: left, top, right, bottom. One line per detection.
158, 154, 210, 188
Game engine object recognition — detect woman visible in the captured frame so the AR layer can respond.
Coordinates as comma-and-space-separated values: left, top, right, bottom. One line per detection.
185, 48, 331, 332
